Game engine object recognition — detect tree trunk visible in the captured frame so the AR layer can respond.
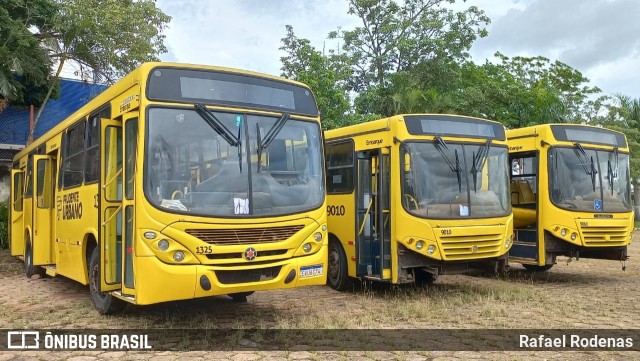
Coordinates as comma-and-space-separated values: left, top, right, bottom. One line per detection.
28, 58, 66, 144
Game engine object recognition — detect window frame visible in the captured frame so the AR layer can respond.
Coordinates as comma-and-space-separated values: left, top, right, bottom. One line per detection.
325, 140, 355, 194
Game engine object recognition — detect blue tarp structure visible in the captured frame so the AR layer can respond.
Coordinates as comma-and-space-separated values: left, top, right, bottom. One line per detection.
0, 78, 107, 146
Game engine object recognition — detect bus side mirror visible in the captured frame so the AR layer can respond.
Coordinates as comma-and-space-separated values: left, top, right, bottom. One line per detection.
404, 153, 411, 172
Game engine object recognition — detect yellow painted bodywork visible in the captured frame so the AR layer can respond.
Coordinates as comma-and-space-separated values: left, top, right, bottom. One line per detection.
325, 114, 513, 283
507, 124, 633, 266
10, 62, 327, 305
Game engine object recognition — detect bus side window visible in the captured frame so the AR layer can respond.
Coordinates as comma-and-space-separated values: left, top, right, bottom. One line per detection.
13, 172, 24, 211
326, 141, 354, 194
510, 154, 537, 205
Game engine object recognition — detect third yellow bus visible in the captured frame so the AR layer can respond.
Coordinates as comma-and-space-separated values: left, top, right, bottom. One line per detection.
508, 124, 633, 271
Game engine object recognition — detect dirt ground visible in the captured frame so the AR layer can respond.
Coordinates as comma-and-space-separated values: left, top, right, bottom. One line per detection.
1, 234, 640, 360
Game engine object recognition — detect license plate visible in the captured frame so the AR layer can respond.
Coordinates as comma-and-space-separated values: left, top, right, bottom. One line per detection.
300, 264, 323, 278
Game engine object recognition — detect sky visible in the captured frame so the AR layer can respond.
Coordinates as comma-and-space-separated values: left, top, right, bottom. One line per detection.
87, 0, 640, 100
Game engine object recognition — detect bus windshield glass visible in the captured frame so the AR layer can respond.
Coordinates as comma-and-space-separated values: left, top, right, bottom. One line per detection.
401, 142, 510, 219
549, 147, 631, 212
145, 107, 324, 217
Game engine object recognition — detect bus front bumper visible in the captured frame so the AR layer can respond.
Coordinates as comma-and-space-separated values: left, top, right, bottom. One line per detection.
132, 248, 327, 305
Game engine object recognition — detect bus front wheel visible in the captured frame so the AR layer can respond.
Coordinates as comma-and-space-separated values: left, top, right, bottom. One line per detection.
327, 240, 352, 291
89, 247, 126, 314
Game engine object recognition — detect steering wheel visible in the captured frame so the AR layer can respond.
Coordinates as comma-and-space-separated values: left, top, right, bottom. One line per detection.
171, 190, 183, 200
404, 194, 419, 210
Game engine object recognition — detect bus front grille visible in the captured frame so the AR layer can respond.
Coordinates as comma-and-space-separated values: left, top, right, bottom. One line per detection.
186, 225, 304, 245
438, 233, 503, 260
215, 266, 282, 284
579, 225, 629, 246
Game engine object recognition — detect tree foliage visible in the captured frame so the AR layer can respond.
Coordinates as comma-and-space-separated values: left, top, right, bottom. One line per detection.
447, 53, 602, 128
0, 0, 58, 108
24, 0, 171, 140
49, 0, 171, 84
280, 25, 351, 130
330, 0, 490, 91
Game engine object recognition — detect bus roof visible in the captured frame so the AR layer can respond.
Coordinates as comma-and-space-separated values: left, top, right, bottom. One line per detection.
506, 123, 628, 149
14, 62, 313, 161
325, 113, 505, 141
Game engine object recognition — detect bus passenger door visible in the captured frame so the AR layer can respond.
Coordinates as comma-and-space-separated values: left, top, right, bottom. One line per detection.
355, 149, 391, 279
121, 113, 138, 295
100, 120, 123, 292
32, 155, 55, 265
10, 169, 24, 256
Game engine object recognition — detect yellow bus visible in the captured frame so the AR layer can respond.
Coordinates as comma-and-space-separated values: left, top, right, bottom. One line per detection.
9, 62, 327, 314
507, 124, 633, 271
324, 114, 513, 289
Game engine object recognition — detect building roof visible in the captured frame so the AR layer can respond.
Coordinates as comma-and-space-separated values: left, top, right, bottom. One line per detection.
0, 78, 106, 147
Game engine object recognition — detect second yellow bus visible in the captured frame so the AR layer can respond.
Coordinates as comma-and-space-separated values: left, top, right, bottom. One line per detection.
324, 114, 513, 289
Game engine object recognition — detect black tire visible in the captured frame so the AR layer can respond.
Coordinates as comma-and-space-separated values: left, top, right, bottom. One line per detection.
522, 264, 554, 272
229, 291, 255, 302
24, 236, 45, 279
89, 247, 126, 314
414, 268, 437, 285
327, 240, 353, 291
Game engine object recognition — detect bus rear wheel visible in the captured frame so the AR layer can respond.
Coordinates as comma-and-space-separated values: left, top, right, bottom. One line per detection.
522, 264, 554, 272
24, 236, 45, 278
89, 247, 126, 314
327, 240, 352, 291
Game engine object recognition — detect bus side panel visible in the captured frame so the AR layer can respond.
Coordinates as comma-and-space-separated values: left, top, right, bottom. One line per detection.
55, 184, 99, 284
327, 193, 357, 278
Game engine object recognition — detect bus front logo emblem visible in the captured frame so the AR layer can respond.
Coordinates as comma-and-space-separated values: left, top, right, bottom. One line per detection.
471, 245, 478, 253
244, 247, 257, 261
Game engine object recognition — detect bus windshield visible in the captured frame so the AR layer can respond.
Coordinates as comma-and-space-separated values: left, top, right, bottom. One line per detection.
401, 142, 510, 219
549, 147, 631, 212
145, 107, 324, 217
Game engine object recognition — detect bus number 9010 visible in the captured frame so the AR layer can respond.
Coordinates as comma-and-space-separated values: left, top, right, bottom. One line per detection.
327, 205, 346, 216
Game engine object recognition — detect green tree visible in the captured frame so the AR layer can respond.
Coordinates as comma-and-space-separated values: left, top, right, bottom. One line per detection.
0, 0, 58, 108
594, 94, 640, 219
29, 0, 171, 141
331, 0, 489, 91
280, 25, 351, 130
444, 53, 601, 127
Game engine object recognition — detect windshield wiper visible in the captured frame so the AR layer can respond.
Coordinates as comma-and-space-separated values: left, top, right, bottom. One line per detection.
573, 143, 597, 192
256, 113, 290, 172
607, 147, 619, 196
194, 104, 243, 172
434, 136, 462, 192
194, 104, 240, 146
470, 139, 492, 192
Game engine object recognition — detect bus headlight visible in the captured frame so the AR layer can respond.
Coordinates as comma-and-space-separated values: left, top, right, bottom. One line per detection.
173, 251, 185, 262
158, 239, 170, 251
505, 233, 514, 249
416, 241, 424, 251
561, 229, 567, 237
571, 233, 577, 241
144, 231, 157, 240
303, 243, 312, 253
322, 224, 327, 231
427, 244, 435, 255
314, 232, 323, 242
